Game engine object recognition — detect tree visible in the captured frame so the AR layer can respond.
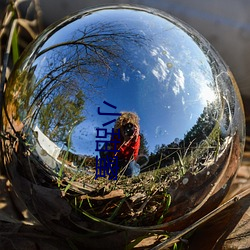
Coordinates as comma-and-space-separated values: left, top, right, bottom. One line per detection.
139, 133, 149, 156
38, 88, 85, 143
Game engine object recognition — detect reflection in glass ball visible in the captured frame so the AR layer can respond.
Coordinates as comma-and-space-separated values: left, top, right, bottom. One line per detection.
2, 5, 245, 247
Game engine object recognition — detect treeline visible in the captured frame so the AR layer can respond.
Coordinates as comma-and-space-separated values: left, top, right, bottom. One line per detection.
145, 103, 218, 170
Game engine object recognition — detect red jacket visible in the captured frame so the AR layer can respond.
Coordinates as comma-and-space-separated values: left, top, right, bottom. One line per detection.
111, 134, 141, 162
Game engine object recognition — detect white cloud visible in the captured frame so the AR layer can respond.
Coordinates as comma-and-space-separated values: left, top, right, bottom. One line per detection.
150, 48, 158, 56
155, 126, 168, 138
143, 59, 148, 66
172, 69, 185, 95
182, 96, 185, 105
122, 72, 130, 82
152, 57, 169, 82
137, 70, 146, 80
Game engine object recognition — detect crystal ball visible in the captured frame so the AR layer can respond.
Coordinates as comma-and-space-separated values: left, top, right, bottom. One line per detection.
2, 5, 245, 247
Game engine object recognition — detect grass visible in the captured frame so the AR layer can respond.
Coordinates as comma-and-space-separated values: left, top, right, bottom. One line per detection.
58, 154, 191, 227
55, 118, 234, 230
54, 121, 226, 228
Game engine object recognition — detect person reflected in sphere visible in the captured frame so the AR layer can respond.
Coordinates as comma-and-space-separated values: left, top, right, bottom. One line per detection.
102, 112, 141, 177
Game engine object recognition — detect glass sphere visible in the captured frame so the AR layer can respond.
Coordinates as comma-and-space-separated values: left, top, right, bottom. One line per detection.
2, 5, 245, 247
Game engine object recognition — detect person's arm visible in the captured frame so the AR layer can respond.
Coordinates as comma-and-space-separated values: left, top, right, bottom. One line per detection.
133, 135, 140, 160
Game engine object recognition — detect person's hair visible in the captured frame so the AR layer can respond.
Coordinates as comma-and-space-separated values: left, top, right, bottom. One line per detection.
114, 111, 140, 131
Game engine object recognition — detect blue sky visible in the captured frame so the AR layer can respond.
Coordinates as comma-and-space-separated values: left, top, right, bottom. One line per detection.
33, 8, 218, 156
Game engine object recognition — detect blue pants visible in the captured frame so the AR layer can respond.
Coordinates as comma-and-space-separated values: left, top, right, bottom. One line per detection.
124, 161, 140, 177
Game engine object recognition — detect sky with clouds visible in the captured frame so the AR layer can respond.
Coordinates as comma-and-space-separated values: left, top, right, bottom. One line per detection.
33, 8, 218, 156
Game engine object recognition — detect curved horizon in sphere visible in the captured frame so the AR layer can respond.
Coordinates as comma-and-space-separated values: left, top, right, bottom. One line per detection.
2, 5, 245, 247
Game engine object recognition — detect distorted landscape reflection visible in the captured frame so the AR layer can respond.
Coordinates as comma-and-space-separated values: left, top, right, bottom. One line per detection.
3, 6, 245, 229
